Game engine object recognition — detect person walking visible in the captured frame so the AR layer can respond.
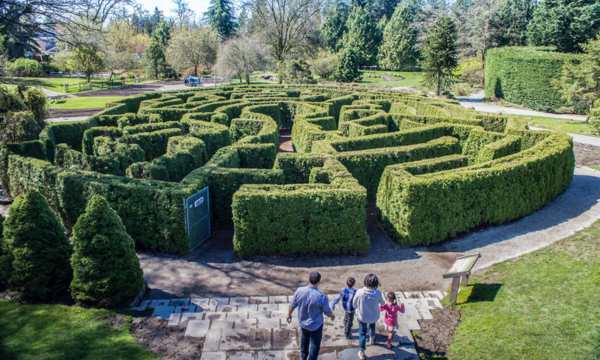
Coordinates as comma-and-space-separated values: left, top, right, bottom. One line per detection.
287, 272, 335, 360
331, 276, 357, 339
353, 273, 385, 360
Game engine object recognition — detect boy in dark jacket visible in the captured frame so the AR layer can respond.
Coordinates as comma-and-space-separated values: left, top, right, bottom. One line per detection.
331, 277, 357, 339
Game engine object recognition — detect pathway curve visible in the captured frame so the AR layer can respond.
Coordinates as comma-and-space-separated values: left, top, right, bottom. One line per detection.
457, 91, 588, 122
529, 126, 600, 147
139, 167, 600, 297
132, 291, 444, 359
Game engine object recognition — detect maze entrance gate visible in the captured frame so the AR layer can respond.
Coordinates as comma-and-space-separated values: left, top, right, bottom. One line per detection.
184, 186, 211, 249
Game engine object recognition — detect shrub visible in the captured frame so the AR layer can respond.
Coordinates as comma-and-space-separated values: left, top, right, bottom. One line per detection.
455, 57, 484, 87
2, 191, 71, 301
311, 51, 339, 80
485, 47, 582, 112
6, 58, 43, 77
590, 100, 600, 136
70, 195, 144, 308
0, 111, 43, 143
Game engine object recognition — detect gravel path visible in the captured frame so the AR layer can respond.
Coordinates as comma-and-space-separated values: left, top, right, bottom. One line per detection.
139, 167, 600, 298
457, 91, 588, 122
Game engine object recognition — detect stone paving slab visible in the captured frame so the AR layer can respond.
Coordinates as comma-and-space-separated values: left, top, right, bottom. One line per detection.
135, 292, 444, 359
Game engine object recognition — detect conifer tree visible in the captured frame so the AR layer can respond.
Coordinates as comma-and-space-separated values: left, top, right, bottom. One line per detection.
205, 0, 238, 40
341, 5, 382, 67
378, 0, 420, 70
70, 195, 144, 308
422, 16, 459, 96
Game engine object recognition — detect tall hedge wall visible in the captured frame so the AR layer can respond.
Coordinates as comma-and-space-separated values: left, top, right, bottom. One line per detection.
485, 47, 582, 112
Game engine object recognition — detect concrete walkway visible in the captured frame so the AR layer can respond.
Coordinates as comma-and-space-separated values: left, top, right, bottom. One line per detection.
457, 91, 588, 122
132, 291, 444, 359
139, 167, 600, 297
528, 126, 600, 147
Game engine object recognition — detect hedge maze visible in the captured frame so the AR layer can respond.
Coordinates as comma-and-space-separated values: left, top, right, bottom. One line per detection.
0, 85, 575, 256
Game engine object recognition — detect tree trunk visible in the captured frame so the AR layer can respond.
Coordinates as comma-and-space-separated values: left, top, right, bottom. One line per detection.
245, 72, 250, 85
437, 74, 441, 96
86, 72, 91, 83
194, 64, 198, 77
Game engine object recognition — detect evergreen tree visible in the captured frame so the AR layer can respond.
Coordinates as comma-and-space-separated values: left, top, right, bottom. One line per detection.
341, 5, 382, 67
0, 213, 8, 290
335, 45, 362, 82
527, 0, 600, 52
490, 0, 534, 47
422, 16, 459, 96
1, 191, 71, 301
70, 195, 144, 308
321, 1, 350, 51
378, 0, 420, 70
144, 21, 172, 79
205, 0, 238, 40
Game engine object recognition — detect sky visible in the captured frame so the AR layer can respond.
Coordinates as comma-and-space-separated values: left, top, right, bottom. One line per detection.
137, 0, 211, 18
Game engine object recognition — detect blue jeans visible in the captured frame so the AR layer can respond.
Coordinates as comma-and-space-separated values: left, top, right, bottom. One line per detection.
300, 325, 323, 360
358, 321, 376, 350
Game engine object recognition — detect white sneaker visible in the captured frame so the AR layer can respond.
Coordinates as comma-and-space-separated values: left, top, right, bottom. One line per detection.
358, 350, 366, 360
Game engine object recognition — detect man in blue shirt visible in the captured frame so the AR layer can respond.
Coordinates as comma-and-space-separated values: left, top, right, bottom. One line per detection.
287, 272, 335, 360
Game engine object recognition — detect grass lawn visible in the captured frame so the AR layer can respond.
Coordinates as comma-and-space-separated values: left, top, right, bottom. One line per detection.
50, 96, 125, 110
508, 115, 594, 136
0, 301, 155, 360
447, 220, 600, 360
360, 70, 425, 89
0, 77, 140, 94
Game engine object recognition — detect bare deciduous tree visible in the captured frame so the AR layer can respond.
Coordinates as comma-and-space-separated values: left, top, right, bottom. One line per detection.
215, 35, 267, 84
166, 27, 218, 76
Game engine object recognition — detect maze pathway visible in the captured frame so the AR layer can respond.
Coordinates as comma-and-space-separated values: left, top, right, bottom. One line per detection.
132, 291, 445, 359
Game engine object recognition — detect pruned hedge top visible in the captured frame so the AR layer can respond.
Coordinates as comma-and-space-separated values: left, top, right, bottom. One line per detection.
1, 84, 573, 255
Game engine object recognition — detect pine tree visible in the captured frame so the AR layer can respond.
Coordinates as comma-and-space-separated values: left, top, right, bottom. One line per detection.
422, 16, 459, 96
378, 0, 420, 70
321, 1, 350, 51
335, 45, 362, 82
341, 5, 382, 67
490, 0, 533, 47
205, 0, 238, 40
144, 21, 172, 79
2, 191, 71, 301
70, 195, 144, 308
527, 0, 600, 52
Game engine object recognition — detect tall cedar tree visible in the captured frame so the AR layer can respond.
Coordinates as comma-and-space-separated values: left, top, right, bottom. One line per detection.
321, 1, 350, 51
145, 21, 171, 79
378, 0, 420, 71
490, 0, 534, 47
205, 0, 238, 40
527, 0, 600, 52
70, 195, 144, 308
422, 16, 459, 96
1, 191, 71, 301
341, 5, 382, 66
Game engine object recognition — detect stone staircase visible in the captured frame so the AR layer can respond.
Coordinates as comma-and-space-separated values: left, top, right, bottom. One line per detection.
133, 291, 445, 359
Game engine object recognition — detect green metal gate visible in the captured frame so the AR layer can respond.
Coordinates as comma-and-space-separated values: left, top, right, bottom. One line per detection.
184, 186, 211, 249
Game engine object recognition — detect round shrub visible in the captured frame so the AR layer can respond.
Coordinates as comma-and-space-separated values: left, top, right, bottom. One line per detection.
2, 191, 71, 301
0, 111, 43, 143
70, 194, 144, 308
485, 47, 582, 112
7, 58, 44, 77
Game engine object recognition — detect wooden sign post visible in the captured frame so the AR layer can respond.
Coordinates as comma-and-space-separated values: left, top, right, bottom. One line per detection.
443, 253, 481, 306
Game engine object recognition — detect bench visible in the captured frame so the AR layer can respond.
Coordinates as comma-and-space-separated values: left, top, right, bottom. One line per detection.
443, 253, 481, 305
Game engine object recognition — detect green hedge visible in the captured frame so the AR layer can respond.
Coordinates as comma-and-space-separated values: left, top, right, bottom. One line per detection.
232, 159, 369, 257
485, 47, 582, 112
120, 128, 184, 160
377, 133, 574, 246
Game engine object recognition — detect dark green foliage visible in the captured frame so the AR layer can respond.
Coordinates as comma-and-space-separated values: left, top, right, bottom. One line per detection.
377, 133, 574, 246
590, 100, 600, 136
2, 191, 71, 301
54, 144, 86, 169
70, 195, 144, 308
121, 128, 184, 160
341, 5, 382, 66
205, 0, 238, 40
0, 111, 43, 143
527, 0, 600, 52
144, 21, 173, 79
378, 0, 420, 71
490, 0, 534, 47
485, 47, 582, 112
321, 1, 350, 51
422, 16, 459, 96
232, 159, 369, 257
334, 46, 362, 82
82, 127, 123, 155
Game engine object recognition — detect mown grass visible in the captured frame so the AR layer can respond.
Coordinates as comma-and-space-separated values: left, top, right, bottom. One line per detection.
508, 115, 594, 136
0, 77, 139, 94
447, 219, 600, 360
0, 301, 155, 360
360, 70, 425, 89
49, 96, 125, 110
